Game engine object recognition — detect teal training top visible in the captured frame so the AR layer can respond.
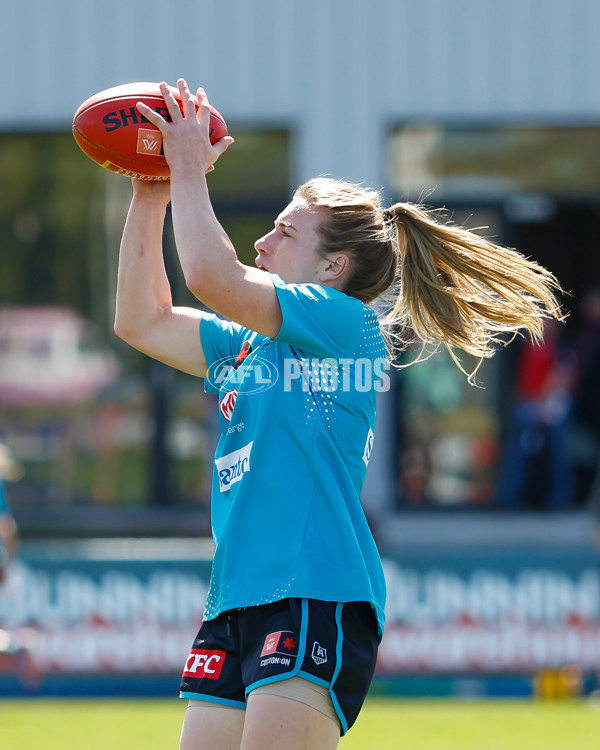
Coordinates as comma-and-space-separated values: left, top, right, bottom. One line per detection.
200, 273, 387, 634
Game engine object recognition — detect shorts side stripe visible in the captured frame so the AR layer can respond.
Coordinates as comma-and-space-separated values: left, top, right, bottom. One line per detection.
330, 602, 349, 735
179, 692, 246, 709
245, 598, 310, 697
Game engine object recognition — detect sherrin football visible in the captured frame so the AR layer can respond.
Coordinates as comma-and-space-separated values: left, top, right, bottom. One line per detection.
72, 82, 228, 180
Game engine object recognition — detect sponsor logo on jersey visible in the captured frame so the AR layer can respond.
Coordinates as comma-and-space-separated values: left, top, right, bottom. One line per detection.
311, 641, 328, 666
136, 127, 162, 155
183, 649, 226, 679
215, 441, 253, 491
234, 341, 253, 368
219, 389, 238, 421
363, 427, 375, 467
226, 421, 245, 436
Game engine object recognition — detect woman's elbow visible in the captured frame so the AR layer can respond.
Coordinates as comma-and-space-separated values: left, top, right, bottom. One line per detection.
113, 318, 133, 345
184, 269, 208, 301
113, 315, 144, 347
184, 267, 237, 308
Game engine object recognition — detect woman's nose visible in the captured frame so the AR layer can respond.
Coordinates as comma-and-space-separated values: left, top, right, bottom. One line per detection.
254, 229, 274, 253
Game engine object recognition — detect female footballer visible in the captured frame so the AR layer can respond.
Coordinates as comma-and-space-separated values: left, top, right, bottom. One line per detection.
114, 79, 564, 750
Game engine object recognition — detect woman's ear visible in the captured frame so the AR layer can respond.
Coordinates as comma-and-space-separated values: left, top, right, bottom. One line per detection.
320, 253, 350, 282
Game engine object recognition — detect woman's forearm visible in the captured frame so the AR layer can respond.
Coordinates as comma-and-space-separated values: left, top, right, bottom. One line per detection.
133, 80, 280, 335
114, 194, 172, 345
169, 165, 244, 305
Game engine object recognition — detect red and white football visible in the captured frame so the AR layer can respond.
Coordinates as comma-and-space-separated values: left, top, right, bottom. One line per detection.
72, 82, 228, 180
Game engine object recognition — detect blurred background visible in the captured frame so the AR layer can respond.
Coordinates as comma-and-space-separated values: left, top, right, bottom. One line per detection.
1, 0, 600, 701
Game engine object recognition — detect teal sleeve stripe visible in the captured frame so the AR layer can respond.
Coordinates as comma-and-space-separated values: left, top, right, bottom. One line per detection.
179, 692, 246, 709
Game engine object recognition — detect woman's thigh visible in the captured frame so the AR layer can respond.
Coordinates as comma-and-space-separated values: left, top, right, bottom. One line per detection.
241, 692, 340, 750
179, 700, 246, 750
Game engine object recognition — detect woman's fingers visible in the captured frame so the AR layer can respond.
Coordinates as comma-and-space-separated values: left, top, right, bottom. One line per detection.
177, 78, 197, 120
195, 87, 210, 117
135, 101, 166, 132
159, 80, 184, 122
134, 81, 230, 171
136, 80, 202, 132
212, 136, 235, 158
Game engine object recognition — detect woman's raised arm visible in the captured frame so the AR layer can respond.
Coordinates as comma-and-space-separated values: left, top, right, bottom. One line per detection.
114, 179, 209, 377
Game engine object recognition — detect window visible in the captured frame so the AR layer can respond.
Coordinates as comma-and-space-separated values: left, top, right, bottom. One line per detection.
388, 123, 600, 512
389, 124, 600, 199
0, 129, 291, 527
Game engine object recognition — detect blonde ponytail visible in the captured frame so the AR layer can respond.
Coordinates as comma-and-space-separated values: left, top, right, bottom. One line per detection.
381, 202, 566, 377
294, 177, 566, 381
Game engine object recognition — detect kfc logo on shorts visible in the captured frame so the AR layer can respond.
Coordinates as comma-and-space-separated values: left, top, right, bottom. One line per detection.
219, 389, 238, 421
183, 649, 226, 680
261, 631, 297, 657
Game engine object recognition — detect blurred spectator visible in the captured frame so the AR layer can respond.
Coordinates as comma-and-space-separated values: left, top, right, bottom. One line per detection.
570, 286, 600, 509
0, 443, 21, 581
0, 442, 41, 687
495, 319, 575, 510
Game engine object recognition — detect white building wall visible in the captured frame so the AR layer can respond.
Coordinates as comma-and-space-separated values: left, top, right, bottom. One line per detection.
1, 0, 600, 190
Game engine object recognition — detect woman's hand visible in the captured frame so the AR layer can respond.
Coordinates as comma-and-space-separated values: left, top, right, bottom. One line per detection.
135, 79, 234, 175
131, 177, 171, 204
130, 167, 215, 204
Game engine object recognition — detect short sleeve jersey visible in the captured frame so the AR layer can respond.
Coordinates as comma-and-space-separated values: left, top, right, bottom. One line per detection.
200, 274, 388, 633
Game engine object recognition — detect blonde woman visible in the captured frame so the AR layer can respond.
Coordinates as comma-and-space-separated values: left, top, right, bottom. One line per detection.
114, 79, 564, 750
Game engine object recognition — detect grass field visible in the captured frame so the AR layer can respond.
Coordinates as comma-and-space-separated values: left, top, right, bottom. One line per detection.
2, 697, 600, 750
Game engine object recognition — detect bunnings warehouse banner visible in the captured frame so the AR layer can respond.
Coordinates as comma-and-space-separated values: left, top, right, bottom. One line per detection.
0, 540, 214, 680
379, 553, 600, 673
0, 539, 599, 686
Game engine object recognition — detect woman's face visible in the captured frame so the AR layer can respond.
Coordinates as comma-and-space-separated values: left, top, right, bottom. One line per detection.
254, 198, 329, 285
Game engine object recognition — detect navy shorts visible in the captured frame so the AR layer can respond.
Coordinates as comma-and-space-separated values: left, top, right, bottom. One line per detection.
180, 598, 380, 735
